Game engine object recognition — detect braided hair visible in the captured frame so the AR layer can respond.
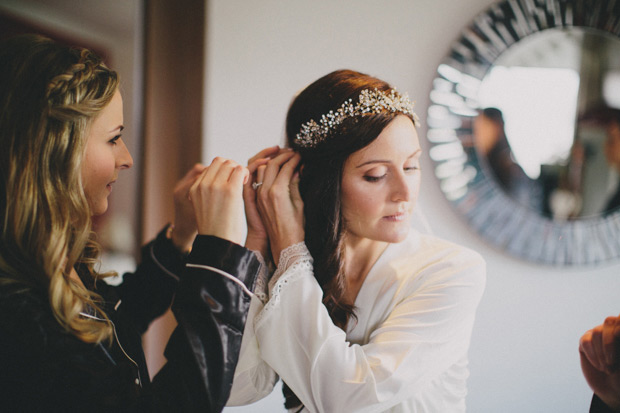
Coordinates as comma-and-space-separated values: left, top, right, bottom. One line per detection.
0, 34, 119, 343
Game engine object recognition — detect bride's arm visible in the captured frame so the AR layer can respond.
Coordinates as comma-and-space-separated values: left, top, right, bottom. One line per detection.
255, 242, 485, 412
226, 146, 289, 406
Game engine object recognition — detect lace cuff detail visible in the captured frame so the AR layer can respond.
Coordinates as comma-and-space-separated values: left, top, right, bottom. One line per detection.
252, 251, 270, 304
268, 242, 312, 295
256, 259, 313, 327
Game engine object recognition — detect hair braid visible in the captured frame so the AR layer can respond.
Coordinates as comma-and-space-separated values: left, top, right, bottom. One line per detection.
46, 49, 115, 121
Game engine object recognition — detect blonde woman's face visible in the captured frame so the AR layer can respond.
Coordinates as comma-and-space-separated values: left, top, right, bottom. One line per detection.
340, 115, 421, 244
81, 90, 133, 216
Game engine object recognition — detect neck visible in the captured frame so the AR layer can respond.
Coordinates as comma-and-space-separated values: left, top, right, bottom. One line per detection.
342, 236, 388, 304
68, 266, 86, 289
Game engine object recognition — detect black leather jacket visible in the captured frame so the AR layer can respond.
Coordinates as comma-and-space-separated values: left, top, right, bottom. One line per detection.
0, 228, 260, 412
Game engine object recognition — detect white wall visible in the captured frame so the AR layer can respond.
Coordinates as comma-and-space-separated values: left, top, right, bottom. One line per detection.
206, 1, 620, 412
0, 0, 143, 258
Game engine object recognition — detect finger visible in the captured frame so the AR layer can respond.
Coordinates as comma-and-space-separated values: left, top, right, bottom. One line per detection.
580, 329, 603, 372
212, 159, 239, 187
243, 167, 259, 199
185, 163, 206, 179
175, 163, 206, 193
248, 157, 270, 175
256, 164, 266, 187
273, 153, 301, 187
261, 151, 297, 190
252, 165, 268, 210
229, 165, 250, 188
179, 163, 205, 184
196, 157, 228, 190
602, 316, 620, 368
591, 325, 606, 371
290, 170, 302, 203
248, 145, 280, 166
189, 164, 211, 199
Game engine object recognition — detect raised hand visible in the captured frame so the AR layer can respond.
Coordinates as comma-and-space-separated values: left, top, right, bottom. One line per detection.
580, 314, 620, 411
254, 150, 304, 266
189, 157, 249, 245
243, 146, 281, 257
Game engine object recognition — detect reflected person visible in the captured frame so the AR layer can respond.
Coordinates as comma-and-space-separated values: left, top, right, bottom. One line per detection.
603, 112, 620, 214
474, 107, 535, 207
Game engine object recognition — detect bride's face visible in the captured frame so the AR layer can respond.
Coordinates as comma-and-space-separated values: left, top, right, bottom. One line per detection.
340, 115, 421, 244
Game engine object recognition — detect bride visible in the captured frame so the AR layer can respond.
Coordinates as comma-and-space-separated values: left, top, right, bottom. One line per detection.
229, 69, 486, 412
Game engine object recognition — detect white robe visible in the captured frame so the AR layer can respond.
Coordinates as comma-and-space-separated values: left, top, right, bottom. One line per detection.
227, 229, 486, 413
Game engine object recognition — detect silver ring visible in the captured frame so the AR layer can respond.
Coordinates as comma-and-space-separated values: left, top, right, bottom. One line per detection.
252, 181, 263, 190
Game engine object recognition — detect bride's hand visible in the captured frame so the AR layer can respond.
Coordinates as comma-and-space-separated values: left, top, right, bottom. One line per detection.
189, 157, 249, 245
255, 151, 304, 266
243, 146, 280, 257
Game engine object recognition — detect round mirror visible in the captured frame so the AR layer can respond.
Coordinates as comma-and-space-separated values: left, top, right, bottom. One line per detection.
427, 0, 620, 265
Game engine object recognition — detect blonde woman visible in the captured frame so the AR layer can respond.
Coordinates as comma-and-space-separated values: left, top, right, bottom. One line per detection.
0, 34, 263, 412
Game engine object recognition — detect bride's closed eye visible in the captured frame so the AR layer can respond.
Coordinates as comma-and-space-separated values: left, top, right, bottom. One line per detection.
363, 174, 386, 182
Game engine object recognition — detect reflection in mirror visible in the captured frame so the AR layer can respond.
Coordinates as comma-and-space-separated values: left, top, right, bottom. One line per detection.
475, 28, 620, 220
427, 0, 620, 265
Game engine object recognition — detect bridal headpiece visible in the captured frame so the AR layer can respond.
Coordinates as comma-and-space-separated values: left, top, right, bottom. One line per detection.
294, 88, 418, 148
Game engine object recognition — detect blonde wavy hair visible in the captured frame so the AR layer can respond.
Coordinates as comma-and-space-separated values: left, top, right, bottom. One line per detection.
0, 35, 119, 343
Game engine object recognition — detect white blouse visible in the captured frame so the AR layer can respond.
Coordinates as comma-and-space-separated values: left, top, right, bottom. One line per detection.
227, 230, 486, 412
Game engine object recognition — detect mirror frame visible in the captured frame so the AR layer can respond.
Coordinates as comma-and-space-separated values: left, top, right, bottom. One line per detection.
427, 0, 620, 266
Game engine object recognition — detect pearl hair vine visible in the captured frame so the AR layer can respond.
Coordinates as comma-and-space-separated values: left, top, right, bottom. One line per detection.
294, 88, 419, 148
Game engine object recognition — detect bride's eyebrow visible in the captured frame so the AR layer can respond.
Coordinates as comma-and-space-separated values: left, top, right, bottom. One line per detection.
355, 149, 421, 168
356, 159, 390, 168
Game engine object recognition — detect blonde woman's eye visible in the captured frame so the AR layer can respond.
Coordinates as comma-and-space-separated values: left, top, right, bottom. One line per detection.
109, 135, 121, 145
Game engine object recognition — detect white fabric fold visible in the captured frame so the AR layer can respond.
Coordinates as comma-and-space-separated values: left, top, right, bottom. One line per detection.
228, 230, 485, 413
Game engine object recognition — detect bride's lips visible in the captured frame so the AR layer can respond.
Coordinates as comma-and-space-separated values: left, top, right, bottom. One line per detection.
383, 211, 407, 221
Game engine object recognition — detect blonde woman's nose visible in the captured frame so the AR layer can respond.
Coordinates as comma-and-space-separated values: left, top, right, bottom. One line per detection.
117, 139, 134, 169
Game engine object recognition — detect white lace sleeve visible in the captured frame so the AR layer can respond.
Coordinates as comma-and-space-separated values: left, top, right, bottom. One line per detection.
268, 241, 313, 295
252, 251, 270, 304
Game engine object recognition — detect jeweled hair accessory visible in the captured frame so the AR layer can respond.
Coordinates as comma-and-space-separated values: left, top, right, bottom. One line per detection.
294, 88, 419, 148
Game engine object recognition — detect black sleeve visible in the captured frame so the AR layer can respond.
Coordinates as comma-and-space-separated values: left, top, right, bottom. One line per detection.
151, 235, 260, 413
114, 226, 184, 334
0, 233, 260, 413
591, 394, 620, 413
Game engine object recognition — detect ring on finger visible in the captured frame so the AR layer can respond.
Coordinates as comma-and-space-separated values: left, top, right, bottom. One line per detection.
252, 181, 263, 190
